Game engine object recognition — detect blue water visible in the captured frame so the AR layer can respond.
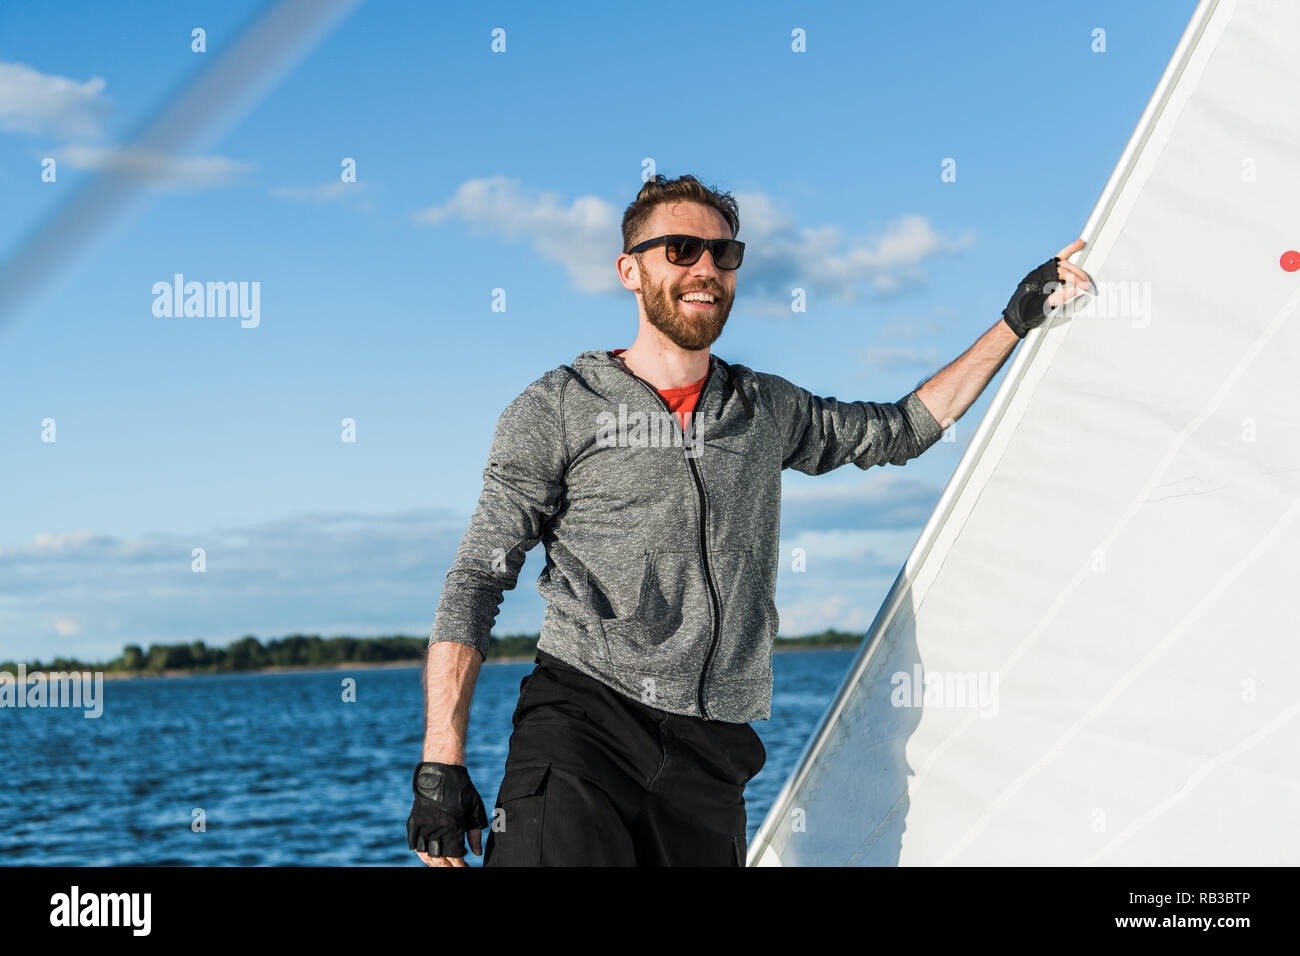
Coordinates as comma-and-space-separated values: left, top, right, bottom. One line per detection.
0, 649, 853, 865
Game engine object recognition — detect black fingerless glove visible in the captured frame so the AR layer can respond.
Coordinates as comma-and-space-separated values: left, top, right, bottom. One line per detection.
1002, 257, 1062, 338
406, 762, 489, 858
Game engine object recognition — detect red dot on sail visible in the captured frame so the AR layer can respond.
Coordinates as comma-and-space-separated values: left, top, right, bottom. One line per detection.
1281, 250, 1300, 272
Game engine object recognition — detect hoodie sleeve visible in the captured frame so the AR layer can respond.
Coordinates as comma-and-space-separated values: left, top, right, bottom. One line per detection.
429, 369, 571, 660
756, 372, 945, 474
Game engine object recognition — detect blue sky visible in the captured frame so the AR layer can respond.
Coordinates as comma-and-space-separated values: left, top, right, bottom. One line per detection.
0, 0, 1199, 662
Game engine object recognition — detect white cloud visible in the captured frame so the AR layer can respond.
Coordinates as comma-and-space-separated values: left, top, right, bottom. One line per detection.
0, 509, 474, 662
269, 181, 371, 203
731, 190, 789, 236
771, 477, 948, 637
57, 145, 251, 189
773, 530, 923, 637
414, 175, 622, 294
859, 344, 946, 372
0, 468, 944, 661
876, 305, 958, 341
781, 475, 943, 533
777, 585, 889, 639
414, 176, 971, 306
26, 530, 109, 554
52, 616, 81, 637
0, 61, 111, 139
737, 200, 975, 311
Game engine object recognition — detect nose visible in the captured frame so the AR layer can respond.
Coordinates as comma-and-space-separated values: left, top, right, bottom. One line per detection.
689, 248, 723, 281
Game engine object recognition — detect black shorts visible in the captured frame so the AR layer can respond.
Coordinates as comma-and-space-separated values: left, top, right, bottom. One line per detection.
482, 651, 767, 867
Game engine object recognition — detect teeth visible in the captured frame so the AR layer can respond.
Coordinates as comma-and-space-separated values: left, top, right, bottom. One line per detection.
680, 293, 716, 303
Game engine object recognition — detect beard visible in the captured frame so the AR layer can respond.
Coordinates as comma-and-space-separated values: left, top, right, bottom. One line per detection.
641, 269, 734, 351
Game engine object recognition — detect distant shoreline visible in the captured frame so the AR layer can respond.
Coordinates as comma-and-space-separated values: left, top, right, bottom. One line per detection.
19, 643, 858, 682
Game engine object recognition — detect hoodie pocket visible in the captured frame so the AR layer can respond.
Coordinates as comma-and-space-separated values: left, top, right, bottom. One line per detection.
598, 549, 705, 677
742, 549, 780, 639
706, 547, 778, 686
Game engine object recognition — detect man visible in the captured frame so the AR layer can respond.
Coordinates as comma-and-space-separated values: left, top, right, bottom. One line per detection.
406, 173, 1090, 867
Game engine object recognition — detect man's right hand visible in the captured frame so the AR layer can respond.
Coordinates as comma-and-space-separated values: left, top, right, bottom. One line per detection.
407, 761, 490, 867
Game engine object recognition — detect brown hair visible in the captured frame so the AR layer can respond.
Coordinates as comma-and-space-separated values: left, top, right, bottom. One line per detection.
621, 174, 740, 254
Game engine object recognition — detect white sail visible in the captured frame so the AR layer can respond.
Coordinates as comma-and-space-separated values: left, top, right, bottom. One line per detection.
750, 0, 1300, 866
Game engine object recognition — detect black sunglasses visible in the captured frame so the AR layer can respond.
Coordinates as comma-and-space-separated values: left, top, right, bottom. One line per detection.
627, 234, 745, 270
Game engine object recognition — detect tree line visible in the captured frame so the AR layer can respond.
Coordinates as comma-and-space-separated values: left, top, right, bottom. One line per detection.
0, 629, 862, 675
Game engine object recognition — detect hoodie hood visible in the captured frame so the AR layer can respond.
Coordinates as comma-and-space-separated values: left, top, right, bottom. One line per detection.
570, 349, 754, 420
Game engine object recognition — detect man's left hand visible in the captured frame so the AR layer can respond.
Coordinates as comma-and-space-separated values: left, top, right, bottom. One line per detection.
1001, 238, 1093, 338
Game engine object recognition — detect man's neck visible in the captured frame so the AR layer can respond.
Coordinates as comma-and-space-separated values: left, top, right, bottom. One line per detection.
615, 339, 711, 390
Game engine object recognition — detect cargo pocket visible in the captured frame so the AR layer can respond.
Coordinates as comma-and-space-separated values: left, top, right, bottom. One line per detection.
497, 762, 551, 802
486, 763, 551, 867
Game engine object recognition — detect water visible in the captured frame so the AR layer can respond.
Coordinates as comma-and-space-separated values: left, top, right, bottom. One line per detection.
0, 649, 854, 865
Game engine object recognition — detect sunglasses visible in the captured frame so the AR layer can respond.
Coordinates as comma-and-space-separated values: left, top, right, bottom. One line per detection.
627, 234, 745, 270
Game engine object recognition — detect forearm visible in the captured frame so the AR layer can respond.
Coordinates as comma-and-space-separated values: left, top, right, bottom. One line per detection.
915, 317, 1020, 428
421, 640, 483, 764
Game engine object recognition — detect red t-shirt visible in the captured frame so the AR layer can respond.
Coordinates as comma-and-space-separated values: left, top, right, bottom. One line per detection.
612, 348, 707, 431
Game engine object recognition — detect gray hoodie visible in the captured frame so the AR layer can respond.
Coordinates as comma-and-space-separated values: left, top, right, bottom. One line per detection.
429, 348, 944, 723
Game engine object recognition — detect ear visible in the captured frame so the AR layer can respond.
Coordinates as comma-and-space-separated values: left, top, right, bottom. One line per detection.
616, 251, 643, 294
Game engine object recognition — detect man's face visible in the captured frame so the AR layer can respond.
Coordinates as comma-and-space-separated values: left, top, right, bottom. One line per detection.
631, 202, 738, 351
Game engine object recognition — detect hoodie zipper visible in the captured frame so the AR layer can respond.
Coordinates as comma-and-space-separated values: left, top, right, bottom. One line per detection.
618, 358, 723, 720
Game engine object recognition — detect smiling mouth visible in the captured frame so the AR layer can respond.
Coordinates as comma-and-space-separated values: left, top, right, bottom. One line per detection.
678, 291, 718, 307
